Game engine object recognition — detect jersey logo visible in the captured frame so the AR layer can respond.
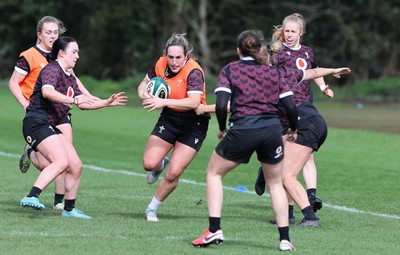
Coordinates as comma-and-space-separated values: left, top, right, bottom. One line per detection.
26, 136, 37, 146
177, 78, 183, 88
274, 145, 283, 159
296, 58, 307, 70
194, 138, 199, 144
67, 87, 75, 98
65, 87, 75, 107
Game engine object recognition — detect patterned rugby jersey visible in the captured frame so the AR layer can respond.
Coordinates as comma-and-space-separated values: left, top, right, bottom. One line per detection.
275, 44, 318, 102
279, 66, 308, 106
26, 61, 82, 126
278, 66, 321, 128
215, 58, 293, 126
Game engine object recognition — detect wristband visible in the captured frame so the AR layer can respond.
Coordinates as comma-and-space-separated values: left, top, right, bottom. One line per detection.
319, 84, 327, 92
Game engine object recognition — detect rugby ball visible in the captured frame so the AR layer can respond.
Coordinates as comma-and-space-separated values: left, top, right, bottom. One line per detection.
145, 77, 170, 99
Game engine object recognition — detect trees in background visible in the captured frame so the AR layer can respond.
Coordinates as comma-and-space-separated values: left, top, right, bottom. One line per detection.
1, 0, 399, 83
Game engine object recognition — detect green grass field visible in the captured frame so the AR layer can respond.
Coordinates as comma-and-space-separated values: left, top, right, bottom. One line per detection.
0, 87, 399, 254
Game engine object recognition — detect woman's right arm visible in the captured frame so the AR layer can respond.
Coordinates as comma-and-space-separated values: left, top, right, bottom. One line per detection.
215, 91, 230, 139
137, 76, 150, 101
9, 71, 29, 111
42, 86, 75, 104
195, 101, 231, 115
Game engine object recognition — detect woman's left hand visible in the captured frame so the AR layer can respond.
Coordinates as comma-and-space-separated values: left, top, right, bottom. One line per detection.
323, 86, 334, 98
107, 92, 128, 106
143, 96, 165, 112
217, 129, 227, 140
332, 67, 351, 78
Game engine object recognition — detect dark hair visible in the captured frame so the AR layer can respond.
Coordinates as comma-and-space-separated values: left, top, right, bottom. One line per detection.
237, 30, 268, 64
46, 36, 77, 62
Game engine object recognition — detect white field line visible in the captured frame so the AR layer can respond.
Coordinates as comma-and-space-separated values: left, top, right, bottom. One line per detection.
1, 151, 399, 220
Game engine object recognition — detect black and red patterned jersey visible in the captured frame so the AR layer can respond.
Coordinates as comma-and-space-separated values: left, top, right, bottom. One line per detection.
275, 43, 318, 102
215, 58, 293, 129
278, 66, 308, 106
278, 66, 321, 129
26, 61, 82, 126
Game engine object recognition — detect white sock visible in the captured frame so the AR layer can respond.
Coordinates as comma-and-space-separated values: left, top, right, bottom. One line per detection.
148, 196, 162, 211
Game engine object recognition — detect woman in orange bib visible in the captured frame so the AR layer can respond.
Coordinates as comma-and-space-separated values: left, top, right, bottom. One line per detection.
138, 33, 210, 222
9, 16, 98, 210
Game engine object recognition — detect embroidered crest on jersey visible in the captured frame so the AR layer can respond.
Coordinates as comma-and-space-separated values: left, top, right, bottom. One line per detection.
177, 78, 183, 88
295, 58, 307, 70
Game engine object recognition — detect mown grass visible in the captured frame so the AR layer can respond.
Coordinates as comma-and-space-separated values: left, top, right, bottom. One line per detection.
0, 85, 399, 254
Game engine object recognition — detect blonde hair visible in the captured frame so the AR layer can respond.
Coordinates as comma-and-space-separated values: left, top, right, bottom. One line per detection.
36, 16, 66, 44
270, 13, 306, 53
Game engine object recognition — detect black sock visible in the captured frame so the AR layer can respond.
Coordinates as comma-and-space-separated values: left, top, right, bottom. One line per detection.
301, 206, 318, 220
27, 186, 42, 198
278, 226, 290, 241
54, 193, 64, 206
27, 148, 34, 159
209, 217, 221, 233
307, 188, 317, 200
64, 199, 76, 211
288, 205, 294, 219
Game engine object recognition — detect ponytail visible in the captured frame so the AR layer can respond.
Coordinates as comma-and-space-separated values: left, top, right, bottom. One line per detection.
46, 36, 77, 62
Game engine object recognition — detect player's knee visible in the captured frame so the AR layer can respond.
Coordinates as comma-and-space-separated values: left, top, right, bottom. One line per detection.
67, 158, 82, 175
53, 157, 69, 173
143, 159, 161, 171
282, 175, 295, 187
163, 169, 182, 183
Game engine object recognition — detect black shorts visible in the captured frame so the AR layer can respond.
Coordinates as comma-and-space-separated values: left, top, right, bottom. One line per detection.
215, 124, 284, 164
22, 117, 62, 151
60, 113, 72, 125
151, 110, 209, 151
295, 115, 327, 151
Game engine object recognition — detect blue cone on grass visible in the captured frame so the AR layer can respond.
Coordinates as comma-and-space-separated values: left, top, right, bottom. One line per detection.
234, 185, 249, 192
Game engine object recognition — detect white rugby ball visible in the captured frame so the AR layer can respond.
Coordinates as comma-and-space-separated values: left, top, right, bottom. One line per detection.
145, 77, 170, 99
